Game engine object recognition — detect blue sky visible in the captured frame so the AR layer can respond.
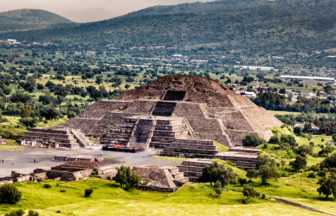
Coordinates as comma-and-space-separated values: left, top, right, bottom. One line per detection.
1, 0, 212, 23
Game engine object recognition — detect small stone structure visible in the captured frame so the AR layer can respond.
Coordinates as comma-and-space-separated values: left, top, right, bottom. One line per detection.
17, 128, 96, 149
216, 147, 261, 169
0, 171, 46, 185
132, 165, 190, 192
54, 154, 104, 162
53, 161, 117, 180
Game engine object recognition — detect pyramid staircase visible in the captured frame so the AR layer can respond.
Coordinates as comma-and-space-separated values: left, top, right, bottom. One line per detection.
100, 118, 137, 145
71, 130, 95, 148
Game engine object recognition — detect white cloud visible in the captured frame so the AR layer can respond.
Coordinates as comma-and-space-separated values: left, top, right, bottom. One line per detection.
0, 0, 212, 22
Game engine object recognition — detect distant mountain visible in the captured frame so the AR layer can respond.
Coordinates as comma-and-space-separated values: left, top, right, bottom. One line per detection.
124, 0, 266, 17
2, 0, 336, 51
0, 9, 74, 32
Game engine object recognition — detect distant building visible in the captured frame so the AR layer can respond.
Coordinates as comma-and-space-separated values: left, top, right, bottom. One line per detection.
234, 65, 275, 71
172, 54, 182, 58
0, 62, 3, 65
234, 90, 256, 98
279, 75, 334, 83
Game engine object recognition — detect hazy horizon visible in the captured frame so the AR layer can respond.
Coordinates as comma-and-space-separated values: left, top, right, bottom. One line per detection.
1, 0, 213, 23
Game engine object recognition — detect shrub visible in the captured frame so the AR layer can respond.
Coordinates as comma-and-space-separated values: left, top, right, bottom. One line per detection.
85, 188, 93, 197
60, 190, 66, 192
269, 136, 280, 144
242, 134, 266, 147
261, 194, 266, 199
213, 180, 222, 196
318, 171, 326, 177
308, 172, 316, 178
28, 210, 39, 216
56, 210, 61, 213
242, 185, 260, 203
238, 177, 248, 186
294, 126, 302, 136
0, 184, 22, 204
67, 111, 77, 119
43, 184, 51, 188
5, 209, 25, 216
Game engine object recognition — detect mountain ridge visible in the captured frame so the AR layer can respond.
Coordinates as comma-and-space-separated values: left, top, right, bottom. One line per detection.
0, 9, 74, 32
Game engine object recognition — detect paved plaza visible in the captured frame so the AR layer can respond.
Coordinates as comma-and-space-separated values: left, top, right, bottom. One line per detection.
0, 146, 172, 177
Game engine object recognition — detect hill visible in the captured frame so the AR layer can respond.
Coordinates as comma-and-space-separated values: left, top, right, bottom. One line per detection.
123, 0, 265, 17
0, 9, 74, 32
1, 0, 336, 51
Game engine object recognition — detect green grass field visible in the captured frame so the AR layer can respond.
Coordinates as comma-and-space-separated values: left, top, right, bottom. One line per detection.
268, 111, 301, 116
0, 178, 327, 216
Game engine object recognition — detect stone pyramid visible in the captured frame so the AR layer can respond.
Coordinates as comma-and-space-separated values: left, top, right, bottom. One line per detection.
61, 75, 282, 148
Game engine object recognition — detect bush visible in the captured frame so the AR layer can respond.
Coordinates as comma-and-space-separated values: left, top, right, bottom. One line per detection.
269, 135, 280, 144
294, 126, 302, 136
308, 172, 316, 178
5, 209, 25, 216
238, 177, 248, 186
0, 184, 22, 204
28, 210, 39, 216
44, 184, 51, 188
261, 194, 266, 199
318, 171, 326, 177
67, 111, 77, 119
60, 190, 66, 192
242, 134, 266, 147
213, 181, 222, 197
85, 188, 93, 197
56, 210, 61, 213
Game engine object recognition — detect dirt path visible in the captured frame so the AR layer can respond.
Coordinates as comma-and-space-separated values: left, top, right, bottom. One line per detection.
272, 197, 335, 216
224, 187, 334, 215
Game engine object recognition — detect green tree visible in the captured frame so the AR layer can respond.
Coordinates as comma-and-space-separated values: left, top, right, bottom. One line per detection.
0, 184, 22, 204
258, 160, 280, 185
290, 155, 307, 172
317, 173, 336, 200
20, 104, 31, 118
281, 160, 286, 169
67, 111, 77, 119
246, 169, 257, 182
242, 185, 260, 203
96, 76, 103, 85
115, 166, 141, 190
304, 123, 312, 132
296, 144, 313, 156
198, 161, 237, 188
294, 126, 302, 136
242, 134, 265, 147
238, 177, 248, 186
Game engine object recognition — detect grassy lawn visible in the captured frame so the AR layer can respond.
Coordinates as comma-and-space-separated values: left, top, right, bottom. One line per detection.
0, 179, 324, 216
268, 111, 301, 116
35, 118, 69, 127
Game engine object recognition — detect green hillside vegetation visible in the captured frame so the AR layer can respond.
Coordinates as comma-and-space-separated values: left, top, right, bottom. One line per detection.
123, 0, 265, 17
2, 0, 336, 51
0, 9, 74, 32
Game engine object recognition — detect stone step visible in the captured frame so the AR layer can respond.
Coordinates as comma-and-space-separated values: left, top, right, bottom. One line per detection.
156, 120, 184, 126
149, 142, 171, 148
109, 128, 133, 134
180, 161, 213, 168
183, 171, 203, 177
162, 148, 219, 154
153, 130, 188, 138
100, 140, 128, 145
154, 125, 184, 131
115, 123, 136, 128
105, 134, 130, 139
177, 165, 205, 173
169, 143, 218, 150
